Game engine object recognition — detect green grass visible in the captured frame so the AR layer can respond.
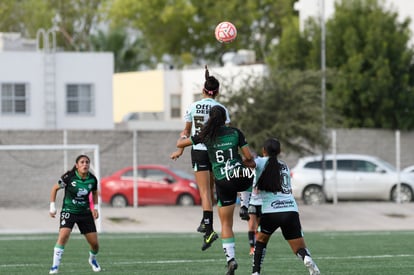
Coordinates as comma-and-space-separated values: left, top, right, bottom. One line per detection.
1, 231, 413, 274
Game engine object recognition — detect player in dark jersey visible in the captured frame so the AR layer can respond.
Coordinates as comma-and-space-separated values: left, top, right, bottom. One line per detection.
172, 105, 256, 275
48, 155, 101, 274
174, 65, 230, 251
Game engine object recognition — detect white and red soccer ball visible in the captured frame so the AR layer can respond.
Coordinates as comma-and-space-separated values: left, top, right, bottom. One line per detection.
215, 21, 237, 43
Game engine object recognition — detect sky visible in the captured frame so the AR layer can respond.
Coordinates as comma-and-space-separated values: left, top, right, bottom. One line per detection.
295, 0, 414, 45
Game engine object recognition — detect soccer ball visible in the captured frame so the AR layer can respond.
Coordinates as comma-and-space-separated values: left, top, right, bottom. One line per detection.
215, 21, 237, 43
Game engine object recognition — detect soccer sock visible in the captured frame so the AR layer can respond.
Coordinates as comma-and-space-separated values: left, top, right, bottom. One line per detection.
252, 241, 267, 274
89, 250, 98, 260
52, 244, 64, 268
203, 210, 213, 232
296, 247, 311, 261
222, 237, 236, 263
248, 231, 256, 248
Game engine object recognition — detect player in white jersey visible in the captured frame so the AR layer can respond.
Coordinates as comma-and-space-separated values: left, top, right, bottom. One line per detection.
251, 138, 320, 275
173, 66, 230, 251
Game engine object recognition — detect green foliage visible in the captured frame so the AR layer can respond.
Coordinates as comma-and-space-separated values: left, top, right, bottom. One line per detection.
325, 0, 414, 130
90, 28, 153, 72
275, 0, 414, 130
221, 68, 328, 155
0, 0, 53, 37
0, 0, 108, 51
108, 0, 299, 66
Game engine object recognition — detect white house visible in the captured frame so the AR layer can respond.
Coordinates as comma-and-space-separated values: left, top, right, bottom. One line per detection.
0, 32, 114, 129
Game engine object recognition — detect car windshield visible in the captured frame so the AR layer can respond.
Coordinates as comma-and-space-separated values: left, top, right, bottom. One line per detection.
375, 157, 397, 171
172, 168, 195, 180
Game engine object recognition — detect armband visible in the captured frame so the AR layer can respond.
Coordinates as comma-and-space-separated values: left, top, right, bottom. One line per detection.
93, 204, 99, 210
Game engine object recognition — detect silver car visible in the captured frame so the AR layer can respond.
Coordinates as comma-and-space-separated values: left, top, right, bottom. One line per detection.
291, 154, 414, 205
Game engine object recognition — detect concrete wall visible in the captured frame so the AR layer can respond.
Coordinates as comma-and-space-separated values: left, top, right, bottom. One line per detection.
0, 128, 413, 208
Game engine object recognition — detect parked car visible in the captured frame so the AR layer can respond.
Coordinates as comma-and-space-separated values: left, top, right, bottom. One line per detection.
403, 165, 414, 174
291, 154, 414, 205
100, 165, 201, 207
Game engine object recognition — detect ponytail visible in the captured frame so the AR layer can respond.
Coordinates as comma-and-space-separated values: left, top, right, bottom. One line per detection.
199, 105, 226, 143
203, 65, 219, 97
256, 138, 282, 192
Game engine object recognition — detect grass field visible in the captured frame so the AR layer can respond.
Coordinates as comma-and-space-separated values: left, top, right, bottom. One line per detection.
1, 231, 413, 274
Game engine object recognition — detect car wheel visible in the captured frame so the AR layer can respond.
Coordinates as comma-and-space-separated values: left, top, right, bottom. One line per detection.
391, 184, 413, 203
302, 185, 325, 205
177, 194, 195, 206
111, 194, 128, 207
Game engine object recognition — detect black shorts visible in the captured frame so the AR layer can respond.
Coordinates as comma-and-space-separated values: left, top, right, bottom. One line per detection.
191, 149, 212, 172
215, 176, 253, 207
259, 211, 303, 240
59, 211, 97, 234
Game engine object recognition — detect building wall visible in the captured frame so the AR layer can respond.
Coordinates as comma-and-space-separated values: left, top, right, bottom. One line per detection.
1, 128, 413, 208
0, 51, 114, 129
113, 70, 165, 122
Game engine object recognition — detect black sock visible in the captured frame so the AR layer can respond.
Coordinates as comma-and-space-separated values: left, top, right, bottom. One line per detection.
203, 211, 213, 232
248, 231, 255, 247
296, 247, 310, 260
252, 241, 267, 273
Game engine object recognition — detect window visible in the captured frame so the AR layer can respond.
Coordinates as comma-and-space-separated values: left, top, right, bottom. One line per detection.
354, 160, 377, 172
337, 160, 354, 171
305, 160, 333, 170
1, 83, 28, 114
170, 94, 181, 118
66, 84, 94, 114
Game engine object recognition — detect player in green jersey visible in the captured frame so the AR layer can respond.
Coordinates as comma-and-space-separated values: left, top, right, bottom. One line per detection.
48, 155, 101, 274
172, 105, 256, 275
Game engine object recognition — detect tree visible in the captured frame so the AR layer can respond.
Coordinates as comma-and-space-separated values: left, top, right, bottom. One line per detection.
107, 0, 299, 67
327, 0, 414, 130
221, 68, 327, 155
90, 28, 153, 72
275, 0, 414, 130
0, 0, 109, 51
0, 0, 53, 37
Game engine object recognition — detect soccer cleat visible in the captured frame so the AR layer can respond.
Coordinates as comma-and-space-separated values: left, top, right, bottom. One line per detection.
201, 231, 218, 251
89, 258, 101, 272
226, 259, 238, 275
252, 273, 260, 275
49, 266, 59, 274
249, 246, 255, 256
239, 206, 250, 221
197, 221, 206, 233
304, 255, 320, 275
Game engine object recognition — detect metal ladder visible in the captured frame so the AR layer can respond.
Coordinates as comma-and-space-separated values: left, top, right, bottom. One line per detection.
36, 29, 57, 129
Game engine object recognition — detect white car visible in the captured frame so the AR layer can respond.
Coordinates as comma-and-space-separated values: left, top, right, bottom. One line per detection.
291, 154, 414, 205
403, 165, 414, 174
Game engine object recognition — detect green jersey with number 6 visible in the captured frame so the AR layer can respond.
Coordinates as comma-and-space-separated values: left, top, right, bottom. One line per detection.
192, 126, 248, 180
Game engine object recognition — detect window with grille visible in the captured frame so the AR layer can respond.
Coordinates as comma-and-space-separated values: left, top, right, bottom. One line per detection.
66, 84, 94, 115
1, 83, 29, 114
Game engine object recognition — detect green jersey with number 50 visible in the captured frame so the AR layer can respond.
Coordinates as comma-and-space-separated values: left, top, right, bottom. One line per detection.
192, 126, 248, 180
59, 170, 98, 214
